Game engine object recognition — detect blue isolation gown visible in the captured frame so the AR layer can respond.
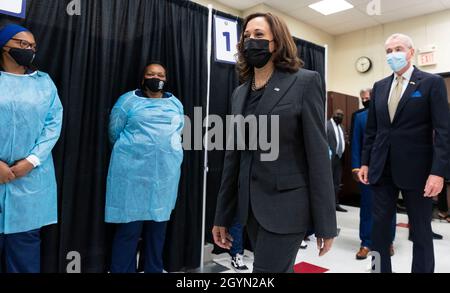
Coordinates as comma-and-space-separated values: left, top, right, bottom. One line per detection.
105, 90, 184, 223
0, 71, 63, 234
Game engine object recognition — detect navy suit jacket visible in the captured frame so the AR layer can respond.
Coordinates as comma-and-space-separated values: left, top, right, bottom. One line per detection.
361, 67, 449, 189
351, 109, 368, 170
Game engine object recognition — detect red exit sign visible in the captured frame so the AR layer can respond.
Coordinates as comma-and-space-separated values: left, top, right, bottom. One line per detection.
418, 51, 436, 67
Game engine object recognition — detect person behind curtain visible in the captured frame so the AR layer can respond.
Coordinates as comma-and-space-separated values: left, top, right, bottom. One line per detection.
0, 24, 63, 273
105, 62, 184, 273
212, 13, 337, 273
351, 88, 396, 260
359, 34, 449, 273
327, 109, 348, 213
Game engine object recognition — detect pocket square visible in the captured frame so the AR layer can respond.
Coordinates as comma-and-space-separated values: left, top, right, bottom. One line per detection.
411, 90, 423, 98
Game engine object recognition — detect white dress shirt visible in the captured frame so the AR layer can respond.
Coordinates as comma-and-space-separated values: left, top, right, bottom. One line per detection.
388, 65, 414, 104
26, 155, 40, 168
331, 119, 345, 156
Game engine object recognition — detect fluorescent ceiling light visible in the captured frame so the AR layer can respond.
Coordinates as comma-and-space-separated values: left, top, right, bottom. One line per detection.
309, 0, 354, 15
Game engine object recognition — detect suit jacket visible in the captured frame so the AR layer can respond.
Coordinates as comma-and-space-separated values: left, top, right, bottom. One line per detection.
350, 108, 366, 143
361, 67, 449, 189
351, 109, 369, 170
214, 69, 337, 238
327, 120, 345, 158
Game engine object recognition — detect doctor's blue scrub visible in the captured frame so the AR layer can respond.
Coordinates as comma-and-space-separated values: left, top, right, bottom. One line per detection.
0, 70, 63, 273
106, 89, 184, 273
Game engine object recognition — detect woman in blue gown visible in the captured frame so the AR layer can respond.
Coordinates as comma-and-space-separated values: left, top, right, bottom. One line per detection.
0, 24, 63, 273
106, 62, 184, 273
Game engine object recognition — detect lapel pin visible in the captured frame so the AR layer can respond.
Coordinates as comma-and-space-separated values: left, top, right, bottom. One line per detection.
274, 88, 280, 92
410, 81, 416, 85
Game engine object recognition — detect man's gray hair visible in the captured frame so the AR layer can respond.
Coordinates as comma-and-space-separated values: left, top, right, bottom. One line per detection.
360, 88, 372, 97
385, 33, 415, 49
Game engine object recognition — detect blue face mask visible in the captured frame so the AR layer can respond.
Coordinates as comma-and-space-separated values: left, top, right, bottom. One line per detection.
387, 52, 408, 73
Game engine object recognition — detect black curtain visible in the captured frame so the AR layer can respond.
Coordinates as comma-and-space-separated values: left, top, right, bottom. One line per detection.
294, 37, 326, 84
1, 0, 208, 272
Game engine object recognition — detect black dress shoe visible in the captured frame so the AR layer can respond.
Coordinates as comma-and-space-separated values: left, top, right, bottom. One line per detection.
336, 205, 348, 213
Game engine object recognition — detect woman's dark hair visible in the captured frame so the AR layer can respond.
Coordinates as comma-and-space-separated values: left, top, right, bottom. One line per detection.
237, 12, 303, 82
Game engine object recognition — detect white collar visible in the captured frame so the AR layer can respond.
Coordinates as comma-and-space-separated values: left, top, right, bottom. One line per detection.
0, 70, 38, 77
395, 65, 414, 82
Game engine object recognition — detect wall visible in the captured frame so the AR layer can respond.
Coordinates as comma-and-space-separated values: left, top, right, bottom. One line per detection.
331, 9, 450, 97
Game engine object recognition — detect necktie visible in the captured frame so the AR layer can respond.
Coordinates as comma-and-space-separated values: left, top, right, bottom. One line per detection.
388, 76, 404, 122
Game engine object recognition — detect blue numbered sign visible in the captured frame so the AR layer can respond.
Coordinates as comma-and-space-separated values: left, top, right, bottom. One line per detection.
214, 15, 238, 64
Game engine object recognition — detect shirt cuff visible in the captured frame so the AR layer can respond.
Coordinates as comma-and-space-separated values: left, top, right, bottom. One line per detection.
26, 155, 41, 168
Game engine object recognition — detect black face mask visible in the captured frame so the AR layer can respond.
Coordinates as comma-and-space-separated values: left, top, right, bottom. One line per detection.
143, 78, 166, 93
5, 48, 35, 67
243, 39, 273, 69
362, 100, 371, 109
333, 116, 344, 125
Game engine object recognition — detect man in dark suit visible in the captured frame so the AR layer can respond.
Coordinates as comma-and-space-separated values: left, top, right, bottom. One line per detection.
351, 88, 396, 260
327, 109, 348, 212
359, 33, 449, 273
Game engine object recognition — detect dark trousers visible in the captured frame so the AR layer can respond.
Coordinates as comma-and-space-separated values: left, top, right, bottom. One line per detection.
359, 183, 396, 248
246, 208, 304, 273
229, 218, 244, 257
371, 167, 434, 273
0, 229, 41, 273
437, 184, 448, 213
110, 221, 168, 273
331, 155, 343, 204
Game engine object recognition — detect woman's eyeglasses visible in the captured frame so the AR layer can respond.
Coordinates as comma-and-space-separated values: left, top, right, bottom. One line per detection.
11, 38, 37, 51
